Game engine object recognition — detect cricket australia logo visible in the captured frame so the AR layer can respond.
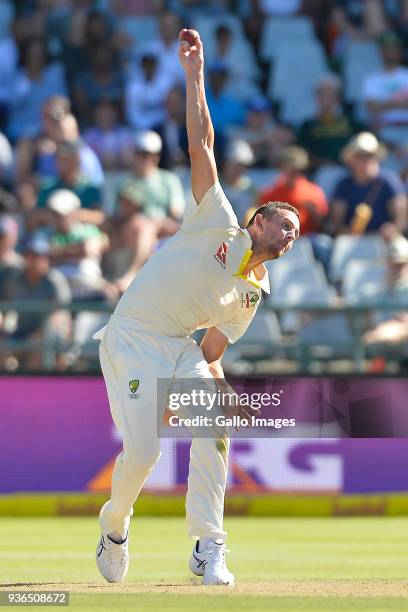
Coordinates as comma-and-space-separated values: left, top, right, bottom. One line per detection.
214, 242, 228, 268
128, 379, 140, 399
241, 291, 260, 308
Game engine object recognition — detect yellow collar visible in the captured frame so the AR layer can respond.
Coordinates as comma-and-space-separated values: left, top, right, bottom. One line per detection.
234, 229, 270, 293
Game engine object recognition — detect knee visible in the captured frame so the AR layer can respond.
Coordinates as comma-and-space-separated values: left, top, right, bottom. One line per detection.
124, 445, 161, 473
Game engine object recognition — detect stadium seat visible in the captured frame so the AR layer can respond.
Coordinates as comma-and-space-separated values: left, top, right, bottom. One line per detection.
260, 17, 315, 61
342, 41, 383, 103
268, 262, 329, 300
72, 311, 110, 363
225, 309, 283, 361
298, 313, 355, 363
342, 260, 386, 303
329, 236, 386, 284
118, 16, 160, 56
192, 14, 245, 50
267, 41, 328, 124
266, 236, 316, 269
269, 282, 338, 334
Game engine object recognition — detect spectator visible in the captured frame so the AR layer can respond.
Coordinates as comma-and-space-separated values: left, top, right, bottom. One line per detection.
72, 45, 124, 126
83, 99, 134, 171
229, 95, 294, 167
102, 184, 161, 293
331, 0, 388, 55
63, 10, 117, 84
221, 139, 256, 225
206, 23, 260, 102
0, 236, 71, 371
362, 31, 408, 146
143, 11, 184, 87
118, 130, 185, 222
257, 145, 331, 267
0, 215, 23, 299
46, 190, 112, 301
16, 96, 104, 186
7, 38, 67, 141
157, 85, 188, 169
364, 232, 408, 346
36, 141, 104, 227
329, 132, 407, 235
205, 62, 246, 156
258, 146, 329, 235
297, 74, 363, 167
125, 50, 173, 131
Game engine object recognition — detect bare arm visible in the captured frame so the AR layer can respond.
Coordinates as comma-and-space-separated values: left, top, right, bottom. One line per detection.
200, 327, 229, 379
388, 194, 408, 233
178, 29, 218, 203
201, 327, 260, 420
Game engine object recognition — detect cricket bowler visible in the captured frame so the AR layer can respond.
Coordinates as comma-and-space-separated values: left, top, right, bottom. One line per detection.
94, 28, 300, 586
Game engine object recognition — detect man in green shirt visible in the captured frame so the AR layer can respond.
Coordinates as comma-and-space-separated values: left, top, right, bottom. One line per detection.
37, 141, 104, 226
118, 130, 185, 222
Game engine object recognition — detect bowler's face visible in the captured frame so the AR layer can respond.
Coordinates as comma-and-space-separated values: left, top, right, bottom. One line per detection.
261, 210, 300, 260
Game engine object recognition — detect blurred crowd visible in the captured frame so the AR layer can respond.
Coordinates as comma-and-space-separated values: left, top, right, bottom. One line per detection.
0, 0, 407, 371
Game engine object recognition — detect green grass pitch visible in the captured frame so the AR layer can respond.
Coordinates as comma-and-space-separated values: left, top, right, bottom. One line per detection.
1, 516, 408, 611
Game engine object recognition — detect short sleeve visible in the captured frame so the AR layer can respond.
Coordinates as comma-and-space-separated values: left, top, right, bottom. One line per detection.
216, 301, 260, 344
182, 182, 239, 233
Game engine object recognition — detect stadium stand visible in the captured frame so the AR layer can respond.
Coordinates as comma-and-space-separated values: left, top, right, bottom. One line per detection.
0, 0, 407, 374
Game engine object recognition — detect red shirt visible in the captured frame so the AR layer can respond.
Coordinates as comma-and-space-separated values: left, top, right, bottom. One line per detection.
259, 175, 328, 235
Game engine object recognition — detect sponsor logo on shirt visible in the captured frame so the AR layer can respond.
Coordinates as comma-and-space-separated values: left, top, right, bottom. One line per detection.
241, 291, 260, 308
214, 242, 228, 268
128, 379, 140, 399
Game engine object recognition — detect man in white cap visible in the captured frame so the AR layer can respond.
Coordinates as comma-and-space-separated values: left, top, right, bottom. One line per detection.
330, 132, 407, 235
94, 29, 300, 587
47, 189, 110, 300
118, 129, 185, 226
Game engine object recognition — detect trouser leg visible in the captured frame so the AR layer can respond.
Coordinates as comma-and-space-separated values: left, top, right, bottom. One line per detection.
173, 342, 230, 542
186, 435, 230, 541
98, 333, 161, 536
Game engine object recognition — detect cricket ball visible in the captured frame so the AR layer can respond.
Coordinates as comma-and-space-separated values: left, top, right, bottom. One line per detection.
180, 29, 197, 46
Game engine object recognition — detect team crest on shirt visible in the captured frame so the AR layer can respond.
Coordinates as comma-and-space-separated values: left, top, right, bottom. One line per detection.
214, 242, 228, 268
241, 291, 260, 308
128, 379, 140, 399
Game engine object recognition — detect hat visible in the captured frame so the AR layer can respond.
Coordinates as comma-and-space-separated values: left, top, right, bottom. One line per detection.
225, 139, 254, 165
119, 184, 145, 207
133, 130, 162, 154
387, 235, 408, 263
276, 145, 309, 171
0, 214, 18, 237
23, 236, 50, 256
341, 132, 387, 163
248, 95, 271, 113
47, 189, 81, 215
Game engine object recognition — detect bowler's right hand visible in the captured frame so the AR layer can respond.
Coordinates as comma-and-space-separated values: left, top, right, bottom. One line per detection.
178, 29, 204, 76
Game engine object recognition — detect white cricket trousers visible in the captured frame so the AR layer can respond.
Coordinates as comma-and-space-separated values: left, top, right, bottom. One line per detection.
97, 314, 229, 542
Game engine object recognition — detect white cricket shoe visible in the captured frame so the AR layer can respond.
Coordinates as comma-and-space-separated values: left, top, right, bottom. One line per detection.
189, 540, 234, 586
96, 531, 129, 583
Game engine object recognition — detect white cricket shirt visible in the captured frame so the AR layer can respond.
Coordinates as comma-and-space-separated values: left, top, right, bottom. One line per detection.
114, 182, 270, 343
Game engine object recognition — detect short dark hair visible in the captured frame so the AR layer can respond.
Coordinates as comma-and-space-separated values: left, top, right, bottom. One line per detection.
246, 201, 300, 227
